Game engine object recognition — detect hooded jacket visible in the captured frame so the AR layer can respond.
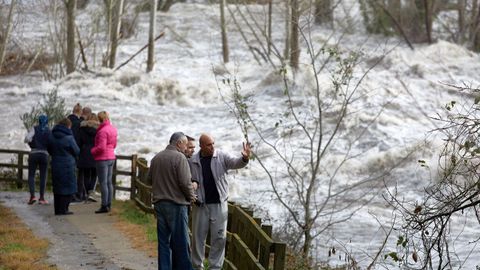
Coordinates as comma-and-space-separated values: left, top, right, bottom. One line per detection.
47, 124, 80, 195
91, 120, 117, 161
24, 115, 51, 155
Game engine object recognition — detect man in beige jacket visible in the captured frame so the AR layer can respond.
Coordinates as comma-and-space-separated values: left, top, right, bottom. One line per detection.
147, 132, 196, 270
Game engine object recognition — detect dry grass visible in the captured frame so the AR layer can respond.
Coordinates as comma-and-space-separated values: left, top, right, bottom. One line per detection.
111, 200, 157, 258
0, 203, 56, 270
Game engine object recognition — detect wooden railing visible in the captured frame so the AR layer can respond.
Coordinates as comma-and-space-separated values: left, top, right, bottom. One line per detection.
0, 149, 286, 270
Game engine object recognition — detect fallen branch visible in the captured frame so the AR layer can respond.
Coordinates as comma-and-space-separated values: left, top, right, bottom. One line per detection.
115, 32, 165, 71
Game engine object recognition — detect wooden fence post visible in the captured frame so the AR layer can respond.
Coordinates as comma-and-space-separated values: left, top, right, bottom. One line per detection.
16, 152, 24, 188
273, 243, 286, 270
130, 154, 137, 200
113, 159, 117, 198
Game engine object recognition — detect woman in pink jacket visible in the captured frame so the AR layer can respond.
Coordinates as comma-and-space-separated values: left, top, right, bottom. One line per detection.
91, 111, 117, 214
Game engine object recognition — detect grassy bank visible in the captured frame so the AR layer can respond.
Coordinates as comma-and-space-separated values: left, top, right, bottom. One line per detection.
111, 200, 157, 258
0, 203, 56, 270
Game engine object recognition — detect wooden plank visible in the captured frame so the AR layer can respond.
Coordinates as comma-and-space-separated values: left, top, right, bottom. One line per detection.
273, 243, 286, 270
114, 186, 131, 192
0, 163, 25, 168
0, 149, 29, 154
115, 154, 134, 160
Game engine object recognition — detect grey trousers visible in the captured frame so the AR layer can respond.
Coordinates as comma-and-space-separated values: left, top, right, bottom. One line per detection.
191, 201, 228, 270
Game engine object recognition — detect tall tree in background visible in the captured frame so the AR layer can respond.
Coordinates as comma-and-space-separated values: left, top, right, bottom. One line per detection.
109, 0, 124, 68
474, 1, 480, 51
147, 0, 157, 72
220, 0, 229, 63
65, 0, 77, 74
0, 0, 17, 73
314, 0, 332, 25
423, 0, 433, 44
290, 0, 299, 69
284, 0, 291, 61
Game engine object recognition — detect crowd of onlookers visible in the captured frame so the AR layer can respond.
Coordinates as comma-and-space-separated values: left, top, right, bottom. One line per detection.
24, 103, 117, 215
25, 103, 253, 270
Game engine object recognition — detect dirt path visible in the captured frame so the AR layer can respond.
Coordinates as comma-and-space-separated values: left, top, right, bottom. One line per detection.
0, 191, 156, 270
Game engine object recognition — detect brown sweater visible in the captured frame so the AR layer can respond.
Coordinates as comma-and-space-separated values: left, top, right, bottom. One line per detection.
146, 144, 194, 205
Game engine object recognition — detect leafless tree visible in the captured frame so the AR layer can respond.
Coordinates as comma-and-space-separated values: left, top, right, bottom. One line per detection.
147, 0, 157, 72
217, 25, 409, 262
220, 0, 229, 63
387, 84, 480, 269
0, 0, 17, 73
110, 0, 124, 68
64, 0, 77, 74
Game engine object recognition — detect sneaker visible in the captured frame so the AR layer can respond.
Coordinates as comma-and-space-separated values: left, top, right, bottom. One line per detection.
28, 197, 37, 205
38, 199, 49, 205
87, 195, 97, 202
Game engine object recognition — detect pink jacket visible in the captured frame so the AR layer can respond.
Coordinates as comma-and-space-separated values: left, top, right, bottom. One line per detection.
91, 120, 117, 161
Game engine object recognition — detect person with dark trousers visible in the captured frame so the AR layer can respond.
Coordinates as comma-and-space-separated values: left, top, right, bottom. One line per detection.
91, 111, 118, 214
76, 113, 99, 202
146, 132, 196, 270
24, 115, 51, 205
47, 118, 80, 215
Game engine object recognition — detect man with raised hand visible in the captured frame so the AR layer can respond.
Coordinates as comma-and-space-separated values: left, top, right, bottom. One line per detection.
189, 134, 251, 270
147, 132, 196, 270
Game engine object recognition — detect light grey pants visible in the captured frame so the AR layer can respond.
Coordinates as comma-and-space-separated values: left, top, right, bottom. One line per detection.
191, 201, 228, 270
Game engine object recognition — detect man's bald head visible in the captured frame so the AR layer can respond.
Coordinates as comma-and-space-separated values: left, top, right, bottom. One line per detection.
199, 133, 215, 157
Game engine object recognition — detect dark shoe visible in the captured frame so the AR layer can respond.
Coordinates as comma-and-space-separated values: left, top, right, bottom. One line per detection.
95, 206, 109, 214
28, 196, 37, 205
70, 196, 83, 204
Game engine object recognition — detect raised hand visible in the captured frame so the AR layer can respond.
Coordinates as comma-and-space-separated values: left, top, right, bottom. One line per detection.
241, 142, 252, 160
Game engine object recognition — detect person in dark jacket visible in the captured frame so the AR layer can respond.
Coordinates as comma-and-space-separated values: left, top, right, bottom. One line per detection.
67, 103, 82, 142
47, 118, 80, 215
76, 113, 99, 202
24, 115, 51, 205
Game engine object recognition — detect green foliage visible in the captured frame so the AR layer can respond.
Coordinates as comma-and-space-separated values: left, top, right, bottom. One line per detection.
445, 101, 456, 111
116, 200, 157, 242
19, 88, 68, 130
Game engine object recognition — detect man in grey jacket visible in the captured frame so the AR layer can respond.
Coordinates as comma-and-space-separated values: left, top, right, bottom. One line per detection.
189, 133, 251, 270
147, 132, 195, 270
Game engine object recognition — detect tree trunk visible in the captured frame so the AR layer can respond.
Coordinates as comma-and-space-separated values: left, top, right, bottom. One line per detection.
103, 0, 113, 67
458, 0, 465, 42
66, 0, 77, 74
284, 0, 291, 61
474, 1, 480, 51
109, 0, 124, 69
290, 0, 299, 69
0, 0, 16, 73
423, 0, 432, 43
314, 0, 333, 25
147, 0, 157, 72
220, 0, 229, 63
267, 0, 272, 55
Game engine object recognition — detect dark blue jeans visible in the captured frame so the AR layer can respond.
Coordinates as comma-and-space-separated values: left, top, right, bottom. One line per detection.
154, 201, 193, 270
28, 152, 48, 198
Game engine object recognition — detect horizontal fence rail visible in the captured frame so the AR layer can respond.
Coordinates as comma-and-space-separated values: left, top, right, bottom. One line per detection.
0, 148, 285, 270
